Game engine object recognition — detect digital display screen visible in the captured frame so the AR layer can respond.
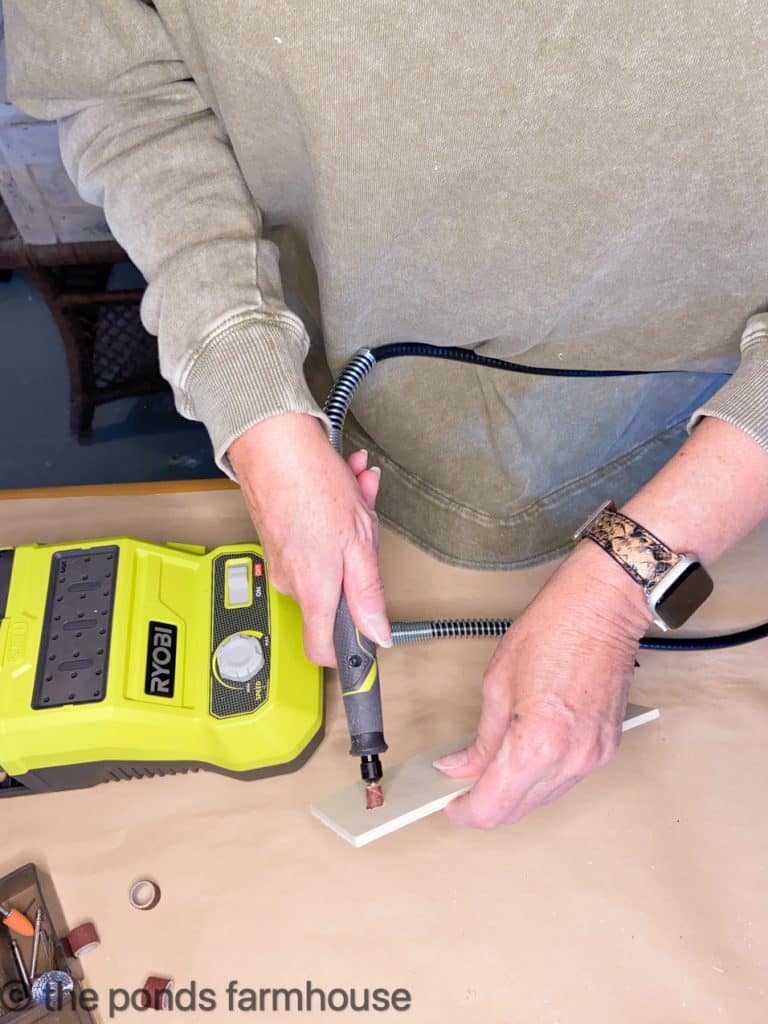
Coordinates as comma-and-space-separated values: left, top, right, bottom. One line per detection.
655, 563, 714, 629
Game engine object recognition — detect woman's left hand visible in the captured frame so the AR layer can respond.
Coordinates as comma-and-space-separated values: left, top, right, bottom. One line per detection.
434, 541, 654, 828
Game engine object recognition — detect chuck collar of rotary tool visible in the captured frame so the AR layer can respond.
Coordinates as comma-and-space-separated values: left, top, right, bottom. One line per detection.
360, 753, 383, 783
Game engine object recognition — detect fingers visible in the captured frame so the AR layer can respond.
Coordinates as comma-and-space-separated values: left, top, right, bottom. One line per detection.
347, 449, 369, 476
338, 449, 390, 647
300, 597, 343, 669
433, 668, 514, 779
447, 772, 578, 830
292, 557, 345, 668
300, 502, 387, 662
357, 466, 381, 510
301, 524, 388, 663
508, 775, 581, 823
444, 733, 543, 828
342, 526, 391, 648
444, 710, 619, 828
348, 449, 381, 511
273, 553, 342, 668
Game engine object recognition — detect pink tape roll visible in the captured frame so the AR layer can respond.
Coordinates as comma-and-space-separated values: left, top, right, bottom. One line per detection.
128, 879, 161, 911
67, 922, 100, 956
140, 976, 174, 1011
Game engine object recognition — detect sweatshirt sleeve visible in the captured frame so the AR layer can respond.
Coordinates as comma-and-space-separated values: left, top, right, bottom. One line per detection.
688, 314, 768, 451
4, 0, 328, 476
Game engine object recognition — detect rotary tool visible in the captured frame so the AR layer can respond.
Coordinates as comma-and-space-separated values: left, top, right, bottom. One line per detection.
333, 593, 386, 810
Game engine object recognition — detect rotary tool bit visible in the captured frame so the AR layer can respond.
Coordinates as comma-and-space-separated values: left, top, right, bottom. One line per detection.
0, 904, 34, 938
365, 778, 384, 810
333, 593, 388, 809
29, 908, 42, 978
10, 937, 30, 994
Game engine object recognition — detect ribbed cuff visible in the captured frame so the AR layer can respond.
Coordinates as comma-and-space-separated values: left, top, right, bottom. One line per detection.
688, 314, 768, 452
180, 313, 331, 479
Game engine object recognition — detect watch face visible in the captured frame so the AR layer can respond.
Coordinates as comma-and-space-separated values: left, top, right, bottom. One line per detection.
654, 562, 714, 629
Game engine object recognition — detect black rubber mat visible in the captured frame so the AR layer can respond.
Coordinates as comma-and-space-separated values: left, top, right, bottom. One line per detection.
32, 546, 118, 709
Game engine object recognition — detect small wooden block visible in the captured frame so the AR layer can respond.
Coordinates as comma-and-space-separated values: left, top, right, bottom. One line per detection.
311, 703, 659, 847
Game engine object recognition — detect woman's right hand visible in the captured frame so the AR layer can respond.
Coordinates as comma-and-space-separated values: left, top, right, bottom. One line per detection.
228, 413, 390, 667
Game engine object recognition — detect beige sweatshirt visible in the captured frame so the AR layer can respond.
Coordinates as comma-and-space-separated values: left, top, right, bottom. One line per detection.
6, 1, 768, 567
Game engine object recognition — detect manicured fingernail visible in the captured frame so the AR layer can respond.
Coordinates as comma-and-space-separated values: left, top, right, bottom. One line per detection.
433, 749, 469, 771
370, 466, 381, 477
359, 449, 369, 462
369, 621, 392, 648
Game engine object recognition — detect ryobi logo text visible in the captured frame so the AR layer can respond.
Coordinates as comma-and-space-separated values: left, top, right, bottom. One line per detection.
145, 622, 177, 698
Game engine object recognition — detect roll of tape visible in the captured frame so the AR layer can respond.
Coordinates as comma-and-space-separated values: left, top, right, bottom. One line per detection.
128, 879, 161, 911
67, 922, 100, 957
140, 976, 173, 1011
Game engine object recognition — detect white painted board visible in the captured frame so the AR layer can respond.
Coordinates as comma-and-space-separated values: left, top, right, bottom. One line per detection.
311, 703, 660, 847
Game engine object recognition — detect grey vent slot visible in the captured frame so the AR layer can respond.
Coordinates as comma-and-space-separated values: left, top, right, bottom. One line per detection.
32, 546, 119, 709
0, 549, 13, 619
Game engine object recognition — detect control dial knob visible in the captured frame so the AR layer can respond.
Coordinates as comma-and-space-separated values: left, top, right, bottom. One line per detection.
216, 633, 264, 685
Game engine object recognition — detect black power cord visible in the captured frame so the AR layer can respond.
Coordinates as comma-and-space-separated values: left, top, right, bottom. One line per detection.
371, 341, 681, 377
324, 342, 767, 652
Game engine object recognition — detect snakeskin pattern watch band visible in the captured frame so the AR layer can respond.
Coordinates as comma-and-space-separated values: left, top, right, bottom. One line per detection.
577, 501, 683, 589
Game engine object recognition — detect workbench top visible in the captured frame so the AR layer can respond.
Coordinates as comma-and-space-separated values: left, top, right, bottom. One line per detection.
1, 483, 766, 1022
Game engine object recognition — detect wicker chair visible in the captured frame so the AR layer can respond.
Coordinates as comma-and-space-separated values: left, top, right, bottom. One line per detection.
0, 198, 168, 439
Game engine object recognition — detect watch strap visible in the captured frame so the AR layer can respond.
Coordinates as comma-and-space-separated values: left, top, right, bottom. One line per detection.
577, 501, 683, 589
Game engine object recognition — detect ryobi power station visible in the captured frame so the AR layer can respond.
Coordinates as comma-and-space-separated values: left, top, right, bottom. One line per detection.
0, 539, 324, 794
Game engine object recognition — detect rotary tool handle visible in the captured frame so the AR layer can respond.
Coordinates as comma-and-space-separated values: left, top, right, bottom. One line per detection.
334, 593, 388, 757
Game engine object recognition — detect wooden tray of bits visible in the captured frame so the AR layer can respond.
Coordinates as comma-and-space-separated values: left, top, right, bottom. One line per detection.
0, 864, 94, 1022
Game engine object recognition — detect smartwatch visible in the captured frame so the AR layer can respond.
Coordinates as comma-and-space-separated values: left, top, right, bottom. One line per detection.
574, 501, 714, 631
